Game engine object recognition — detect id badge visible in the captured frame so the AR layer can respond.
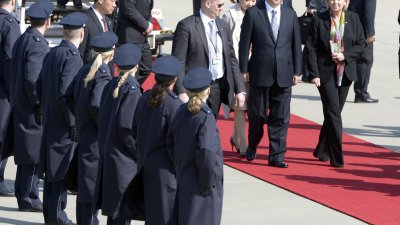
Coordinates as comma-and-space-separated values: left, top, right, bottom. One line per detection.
212, 54, 222, 65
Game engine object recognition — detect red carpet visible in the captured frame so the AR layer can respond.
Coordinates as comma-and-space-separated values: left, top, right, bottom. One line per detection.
143, 73, 400, 225
218, 114, 400, 225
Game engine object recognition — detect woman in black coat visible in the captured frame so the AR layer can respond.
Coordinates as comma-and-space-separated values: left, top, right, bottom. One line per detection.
132, 55, 182, 225
168, 67, 224, 225
74, 31, 117, 225
306, 0, 365, 167
96, 43, 142, 225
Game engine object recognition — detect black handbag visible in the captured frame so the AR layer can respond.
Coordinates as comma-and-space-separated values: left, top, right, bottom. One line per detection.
298, 12, 313, 45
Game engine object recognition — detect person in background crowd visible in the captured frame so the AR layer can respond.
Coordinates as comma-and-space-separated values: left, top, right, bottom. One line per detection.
168, 67, 223, 225
0, 0, 20, 197
95, 43, 142, 225
347, 0, 378, 103
129, 55, 183, 225
222, 0, 255, 157
37, 12, 87, 225
117, 0, 153, 85
11, 0, 54, 212
306, 0, 365, 168
74, 31, 117, 225
79, 0, 116, 64
239, 0, 302, 167
172, 0, 246, 117
302, 0, 329, 82
57, 0, 83, 9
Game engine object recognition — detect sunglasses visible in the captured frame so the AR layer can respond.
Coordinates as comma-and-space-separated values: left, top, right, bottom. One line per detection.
216, 3, 224, 8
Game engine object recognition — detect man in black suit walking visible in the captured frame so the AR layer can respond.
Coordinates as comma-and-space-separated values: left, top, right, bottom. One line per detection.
79, 0, 116, 64
348, 0, 378, 103
239, 0, 302, 167
172, 0, 246, 117
116, 0, 153, 85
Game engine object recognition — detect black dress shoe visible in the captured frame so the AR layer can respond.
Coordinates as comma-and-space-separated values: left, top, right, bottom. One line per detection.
330, 162, 344, 168
268, 161, 288, 168
246, 147, 257, 161
19, 203, 43, 212
0, 183, 14, 196
354, 97, 379, 103
57, 4, 66, 8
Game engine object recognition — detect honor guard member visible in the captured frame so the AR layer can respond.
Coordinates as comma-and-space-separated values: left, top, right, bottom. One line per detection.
168, 67, 224, 225
0, 0, 20, 197
125, 56, 183, 225
37, 12, 87, 225
10, 0, 53, 211
95, 43, 142, 225
74, 31, 117, 225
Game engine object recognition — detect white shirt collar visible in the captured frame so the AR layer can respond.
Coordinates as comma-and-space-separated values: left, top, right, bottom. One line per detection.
200, 9, 215, 34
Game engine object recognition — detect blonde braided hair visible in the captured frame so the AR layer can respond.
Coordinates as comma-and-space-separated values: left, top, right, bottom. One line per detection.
84, 50, 114, 87
112, 65, 138, 98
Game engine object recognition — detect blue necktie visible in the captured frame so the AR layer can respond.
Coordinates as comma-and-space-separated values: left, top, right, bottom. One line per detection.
271, 10, 278, 41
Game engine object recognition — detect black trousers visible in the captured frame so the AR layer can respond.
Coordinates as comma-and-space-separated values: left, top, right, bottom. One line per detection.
135, 42, 152, 86
314, 75, 351, 165
0, 158, 7, 182
354, 43, 373, 99
43, 180, 69, 223
206, 79, 222, 117
76, 202, 99, 225
247, 84, 292, 163
106, 217, 131, 225
15, 165, 41, 209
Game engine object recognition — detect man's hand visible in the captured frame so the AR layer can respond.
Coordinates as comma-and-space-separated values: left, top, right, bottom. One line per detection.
366, 36, 375, 44
69, 126, 77, 142
178, 93, 189, 103
242, 72, 249, 82
143, 22, 154, 35
292, 74, 302, 86
312, 78, 321, 87
235, 92, 245, 108
331, 52, 345, 63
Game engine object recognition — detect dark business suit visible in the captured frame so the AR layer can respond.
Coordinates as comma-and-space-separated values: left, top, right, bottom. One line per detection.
347, 0, 377, 100
306, 11, 365, 165
79, 7, 113, 64
398, 9, 400, 78
0, 7, 21, 195
238, 2, 302, 163
172, 13, 245, 116
117, 0, 153, 85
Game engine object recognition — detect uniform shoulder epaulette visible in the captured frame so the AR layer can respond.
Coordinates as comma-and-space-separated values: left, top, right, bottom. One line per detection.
32, 35, 41, 42
68, 48, 78, 56
168, 91, 178, 99
201, 103, 212, 114
5, 15, 14, 23
98, 64, 109, 74
126, 77, 137, 90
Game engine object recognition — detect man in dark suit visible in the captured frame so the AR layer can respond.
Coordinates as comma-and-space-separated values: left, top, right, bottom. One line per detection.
79, 0, 116, 64
239, 0, 302, 167
116, 0, 153, 85
257, 0, 293, 9
348, 0, 378, 103
172, 0, 246, 117
0, 0, 20, 197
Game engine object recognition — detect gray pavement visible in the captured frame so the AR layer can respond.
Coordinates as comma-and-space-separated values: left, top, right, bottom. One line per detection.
1, 0, 399, 224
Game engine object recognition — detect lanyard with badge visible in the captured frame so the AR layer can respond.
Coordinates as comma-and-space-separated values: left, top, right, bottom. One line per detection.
207, 21, 222, 66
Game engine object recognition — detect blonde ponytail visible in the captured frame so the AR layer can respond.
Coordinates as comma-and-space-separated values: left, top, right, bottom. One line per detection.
187, 88, 209, 114
113, 65, 138, 99
84, 50, 114, 87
